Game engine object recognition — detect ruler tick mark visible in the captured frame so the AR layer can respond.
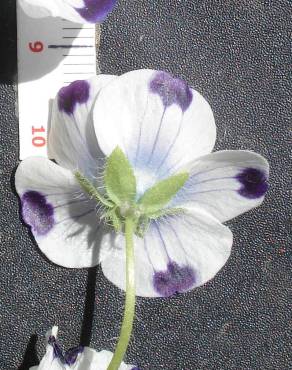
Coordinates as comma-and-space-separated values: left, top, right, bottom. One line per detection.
63, 36, 95, 39
62, 54, 95, 57
48, 45, 94, 49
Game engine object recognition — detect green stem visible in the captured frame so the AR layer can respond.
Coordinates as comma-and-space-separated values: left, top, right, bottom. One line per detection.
75, 171, 113, 208
107, 218, 136, 370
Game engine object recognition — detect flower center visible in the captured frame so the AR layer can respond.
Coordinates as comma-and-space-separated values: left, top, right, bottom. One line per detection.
75, 147, 189, 236
134, 167, 158, 198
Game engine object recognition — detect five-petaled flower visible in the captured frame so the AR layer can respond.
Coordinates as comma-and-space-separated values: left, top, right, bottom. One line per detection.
19, 0, 117, 24
30, 326, 138, 369
15, 69, 269, 298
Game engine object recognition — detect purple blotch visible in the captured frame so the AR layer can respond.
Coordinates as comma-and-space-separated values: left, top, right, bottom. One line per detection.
58, 80, 90, 115
48, 336, 65, 362
149, 71, 193, 111
236, 168, 268, 199
48, 336, 84, 366
131, 368, 141, 370
76, 0, 117, 23
21, 191, 54, 236
64, 346, 84, 365
153, 261, 196, 297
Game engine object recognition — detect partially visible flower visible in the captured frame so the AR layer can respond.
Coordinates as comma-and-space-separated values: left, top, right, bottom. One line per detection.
19, 0, 117, 24
30, 326, 137, 370
15, 70, 269, 298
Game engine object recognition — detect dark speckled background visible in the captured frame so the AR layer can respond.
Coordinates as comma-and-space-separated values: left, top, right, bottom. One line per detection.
0, 1, 291, 369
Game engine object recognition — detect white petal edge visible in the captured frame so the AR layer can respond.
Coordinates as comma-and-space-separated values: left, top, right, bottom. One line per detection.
30, 326, 136, 370
19, 0, 116, 24
19, 0, 87, 23
15, 157, 110, 268
49, 75, 116, 180
74, 349, 135, 370
171, 150, 269, 222
102, 208, 233, 297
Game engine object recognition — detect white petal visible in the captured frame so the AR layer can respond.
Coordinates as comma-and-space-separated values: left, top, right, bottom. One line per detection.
30, 327, 61, 370
102, 208, 232, 297
19, 0, 117, 24
93, 69, 216, 196
30, 327, 136, 370
49, 75, 116, 180
171, 150, 269, 222
15, 157, 109, 268
80, 349, 135, 369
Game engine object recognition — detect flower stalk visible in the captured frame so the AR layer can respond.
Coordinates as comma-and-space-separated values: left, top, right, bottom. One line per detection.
107, 217, 136, 370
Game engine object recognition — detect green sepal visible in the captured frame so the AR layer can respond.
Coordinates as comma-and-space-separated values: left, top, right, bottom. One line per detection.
75, 171, 113, 208
105, 208, 123, 233
135, 216, 151, 238
138, 172, 189, 214
104, 147, 137, 206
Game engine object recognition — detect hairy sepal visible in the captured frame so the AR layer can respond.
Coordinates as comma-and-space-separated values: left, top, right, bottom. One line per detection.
138, 173, 189, 214
105, 147, 137, 206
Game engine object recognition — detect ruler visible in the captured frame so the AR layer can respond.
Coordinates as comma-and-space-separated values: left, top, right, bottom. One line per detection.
17, 1, 97, 159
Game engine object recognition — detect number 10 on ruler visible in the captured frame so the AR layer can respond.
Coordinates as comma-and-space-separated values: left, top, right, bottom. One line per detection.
17, 0, 96, 159
32, 126, 46, 148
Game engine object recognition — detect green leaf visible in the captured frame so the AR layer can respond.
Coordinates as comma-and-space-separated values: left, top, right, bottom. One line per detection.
138, 172, 189, 214
104, 147, 136, 206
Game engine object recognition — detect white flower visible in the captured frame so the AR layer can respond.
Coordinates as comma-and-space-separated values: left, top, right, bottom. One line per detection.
15, 69, 269, 297
19, 0, 117, 24
30, 326, 137, 370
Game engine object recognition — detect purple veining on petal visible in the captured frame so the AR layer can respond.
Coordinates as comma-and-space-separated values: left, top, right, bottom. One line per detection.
48, 336, 84, 366
236, 168, 268, 199
149, 71, 193, 111
48, 336, 65, 363
64, 346, 84, 365
58, 80, 90, 115
21, 191, 54, 236
153, 261, 196, 297
76, 0, 117, 23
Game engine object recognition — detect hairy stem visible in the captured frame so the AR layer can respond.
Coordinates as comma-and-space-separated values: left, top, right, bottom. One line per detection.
107, 218, 136, 370
75, 171, 113, 208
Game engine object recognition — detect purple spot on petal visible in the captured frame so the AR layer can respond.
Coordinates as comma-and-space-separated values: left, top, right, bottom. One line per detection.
48, 336, 56, 345
236, 168, 268, 199
149, 71, 193, 111
76, 0, 117, 23
21, 191, 54, 236
131, 368, 141, 370
153, 262, 196, 297
65, 346, 84, 365
58, 80, 90, 115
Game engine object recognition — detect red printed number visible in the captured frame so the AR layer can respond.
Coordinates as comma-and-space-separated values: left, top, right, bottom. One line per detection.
29, 41, 44, 53
32, 126, 46, 147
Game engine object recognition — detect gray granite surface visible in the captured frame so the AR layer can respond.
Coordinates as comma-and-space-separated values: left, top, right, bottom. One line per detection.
0, 1, 291, 369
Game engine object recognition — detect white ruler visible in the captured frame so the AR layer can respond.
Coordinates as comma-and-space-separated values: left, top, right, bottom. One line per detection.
17, 1, 97, 159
